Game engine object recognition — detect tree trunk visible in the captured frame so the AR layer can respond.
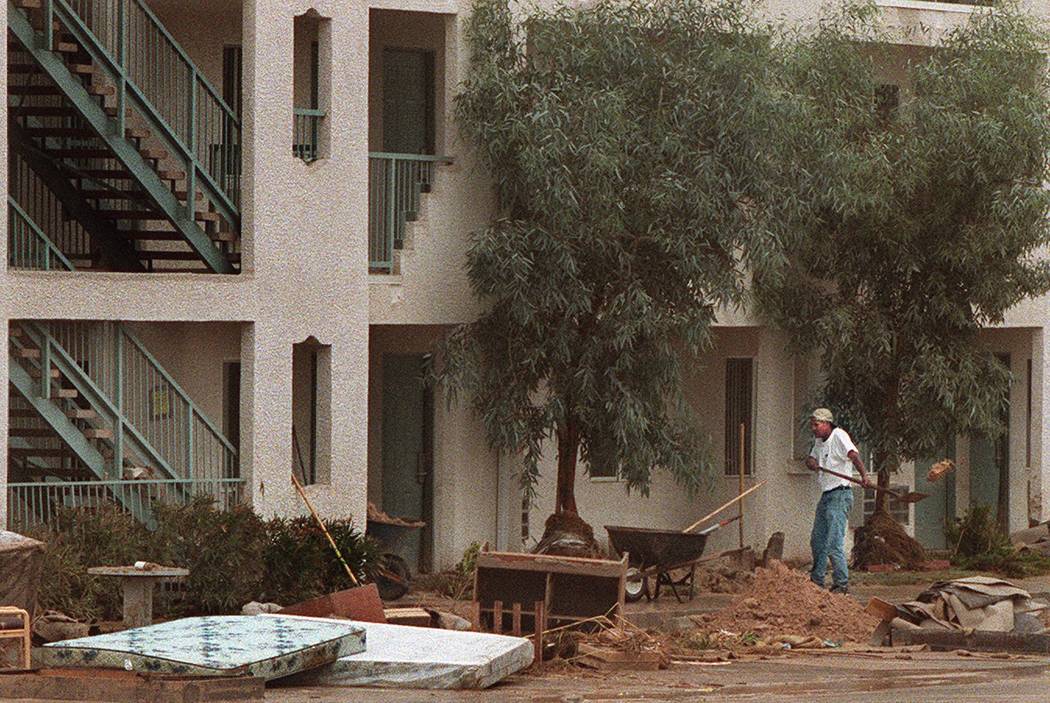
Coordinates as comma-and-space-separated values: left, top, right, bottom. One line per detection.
555, 416, 579, 515
872, 448, 892, 514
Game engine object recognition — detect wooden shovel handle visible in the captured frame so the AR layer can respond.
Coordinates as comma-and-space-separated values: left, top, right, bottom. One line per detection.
683, 481, 766, 533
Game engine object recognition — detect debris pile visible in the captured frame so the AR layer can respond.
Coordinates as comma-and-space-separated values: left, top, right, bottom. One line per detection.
549, 616, 671, 670
882, 576, 1047, 634
693, 562, 755, 593
701, 561, 878, 643
852, 511, 927, 571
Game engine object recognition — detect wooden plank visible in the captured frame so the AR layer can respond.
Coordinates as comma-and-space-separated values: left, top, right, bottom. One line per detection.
476, 551, 627, 578
512, 602, 522, 636
893, 628, 1050, 654
0, 669, 264, 702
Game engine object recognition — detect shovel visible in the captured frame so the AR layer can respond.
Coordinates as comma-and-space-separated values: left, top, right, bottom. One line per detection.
816, 465, 929, 503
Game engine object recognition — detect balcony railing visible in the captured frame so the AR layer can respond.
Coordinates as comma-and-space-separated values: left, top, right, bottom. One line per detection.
7, 478, 245, 530
293, 108, 325, 163
368, 153, 452, 273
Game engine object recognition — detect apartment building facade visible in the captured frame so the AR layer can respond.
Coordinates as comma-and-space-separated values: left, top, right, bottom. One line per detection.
1, 0, 1047, 571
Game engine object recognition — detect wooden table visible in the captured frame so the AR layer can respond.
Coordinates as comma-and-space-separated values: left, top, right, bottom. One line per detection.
87, 566, 188, 628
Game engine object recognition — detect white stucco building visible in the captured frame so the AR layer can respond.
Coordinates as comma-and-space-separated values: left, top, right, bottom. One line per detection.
1, 0, 1047, 570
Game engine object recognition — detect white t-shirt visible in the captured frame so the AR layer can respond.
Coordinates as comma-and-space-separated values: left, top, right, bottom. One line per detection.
809, 427, 859, 493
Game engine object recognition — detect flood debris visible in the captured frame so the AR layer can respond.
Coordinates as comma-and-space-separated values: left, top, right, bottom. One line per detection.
282, 617, 534, 690
38, 615, 365, 680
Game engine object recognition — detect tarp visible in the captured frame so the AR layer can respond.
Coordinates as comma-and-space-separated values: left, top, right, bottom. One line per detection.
39, 615, 365, 680
0, 531, 45, 615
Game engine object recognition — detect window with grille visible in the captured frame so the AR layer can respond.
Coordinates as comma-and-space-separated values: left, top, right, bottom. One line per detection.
862, 485, 910, 525
725, 358, 754, 476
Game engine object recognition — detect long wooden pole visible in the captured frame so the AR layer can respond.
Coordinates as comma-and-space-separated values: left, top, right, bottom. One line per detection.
682, 480, 766, 533
292, 427, 360, 587
738, 423, 746, 549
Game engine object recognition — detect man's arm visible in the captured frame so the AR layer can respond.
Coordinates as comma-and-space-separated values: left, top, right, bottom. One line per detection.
848, 450, 873, 488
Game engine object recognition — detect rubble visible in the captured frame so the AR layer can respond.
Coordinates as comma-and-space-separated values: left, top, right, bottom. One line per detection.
702, 561, 878, 643
878, 576, 1048, 634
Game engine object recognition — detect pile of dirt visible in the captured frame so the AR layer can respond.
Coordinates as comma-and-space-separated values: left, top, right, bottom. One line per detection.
694, 563, 755, 593
852, 511, 927, 570
702, 561, 878, 643
533, 511, 604, 558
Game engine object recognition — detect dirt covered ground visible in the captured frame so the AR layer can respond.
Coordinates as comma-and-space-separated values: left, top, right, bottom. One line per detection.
269, 651, 1050, 702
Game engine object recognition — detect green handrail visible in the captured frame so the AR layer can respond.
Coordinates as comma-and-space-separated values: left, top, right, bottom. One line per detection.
368, 153, 453, 272
45, 0, 241, 224
7, 196, 76, 271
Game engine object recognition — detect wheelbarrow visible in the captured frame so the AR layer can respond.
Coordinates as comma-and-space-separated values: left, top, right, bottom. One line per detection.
366, 518, 425, 601
605, 515, 740, 603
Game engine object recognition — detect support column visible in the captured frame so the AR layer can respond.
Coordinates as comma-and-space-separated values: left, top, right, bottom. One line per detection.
1031, 328, 1049, 523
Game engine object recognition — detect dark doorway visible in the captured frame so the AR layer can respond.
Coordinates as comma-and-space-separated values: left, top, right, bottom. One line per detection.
382, 48, 435, 154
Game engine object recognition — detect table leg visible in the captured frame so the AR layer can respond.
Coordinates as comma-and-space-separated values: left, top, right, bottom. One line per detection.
122, 578, 155, 629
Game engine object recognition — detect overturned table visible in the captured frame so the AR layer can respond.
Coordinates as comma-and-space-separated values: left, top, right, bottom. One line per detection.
87, 565, 189, 628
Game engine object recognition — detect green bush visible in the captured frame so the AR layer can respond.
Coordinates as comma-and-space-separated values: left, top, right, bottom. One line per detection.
261, 516, 380, 604
29, 500, 380, 622
151, 497, 267, 615
946, 506, 1050, 578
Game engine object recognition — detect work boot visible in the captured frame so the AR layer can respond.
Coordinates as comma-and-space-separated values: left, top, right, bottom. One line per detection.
830, 585, 849, 595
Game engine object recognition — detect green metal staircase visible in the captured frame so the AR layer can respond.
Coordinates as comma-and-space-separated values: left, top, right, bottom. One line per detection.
7, 0, 240, 273
7, 320, 239, 527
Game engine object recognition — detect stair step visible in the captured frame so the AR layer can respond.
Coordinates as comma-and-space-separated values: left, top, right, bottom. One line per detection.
83, 428, 113, 439
139, 148, 168, 161
27, 367, 61, 379
8, 85, 61, 95
139, 250, 241, 263
96, 210, 168, 221
79, 189, 150, 201
10, 105, 79, 117
14, 0, 43, 8
120, 228, 238, 243
66, 408, 97, 419
9, 447, 70, 457
50, 388, 78, 399
21, 127, 99, 139
8, 428, 55, 437
68, 63, 95, 76
87, 84, 115, 97
49, 148, 113, 159
16, 348, 40, 359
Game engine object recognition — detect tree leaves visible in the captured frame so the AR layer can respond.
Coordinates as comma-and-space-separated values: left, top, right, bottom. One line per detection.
756, 3, 1050, 465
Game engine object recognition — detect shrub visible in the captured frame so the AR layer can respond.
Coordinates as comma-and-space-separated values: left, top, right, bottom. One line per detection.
29, 501, 380, 621
261, 517, 379, 604
946, 506, 1050, 578
151, 497, 267, 615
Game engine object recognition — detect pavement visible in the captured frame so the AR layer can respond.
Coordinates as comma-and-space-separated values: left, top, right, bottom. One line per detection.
269, 651, 1050, 701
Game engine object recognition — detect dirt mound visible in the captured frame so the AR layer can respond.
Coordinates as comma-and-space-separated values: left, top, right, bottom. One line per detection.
852, 511, 926, 570
533, 511, 603, 558
703, 561, 878, 643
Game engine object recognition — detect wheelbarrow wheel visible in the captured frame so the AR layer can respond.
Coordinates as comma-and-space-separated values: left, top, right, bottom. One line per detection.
376, 553, 411, 601
624, 567, 649, 603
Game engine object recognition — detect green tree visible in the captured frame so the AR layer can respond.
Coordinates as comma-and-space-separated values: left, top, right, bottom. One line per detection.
757, 5, 1050, 541
443, 0, 786, 545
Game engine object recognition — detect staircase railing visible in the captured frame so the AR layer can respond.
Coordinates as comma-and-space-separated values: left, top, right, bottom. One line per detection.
8, 196, 75, 271
40, 0, 241, 223
22, 321, 238, 484
6, 477, 244, 530
368, 153, 453, 273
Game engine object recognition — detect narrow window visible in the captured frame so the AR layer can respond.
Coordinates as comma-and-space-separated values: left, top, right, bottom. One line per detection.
725, 358, 754, 476
293, 11, 330, 162
292, 339, 331, 485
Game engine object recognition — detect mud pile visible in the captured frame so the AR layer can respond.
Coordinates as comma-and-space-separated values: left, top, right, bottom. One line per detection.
703, 561, 878, 643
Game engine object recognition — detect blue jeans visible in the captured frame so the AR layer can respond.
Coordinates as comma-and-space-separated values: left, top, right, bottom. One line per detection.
810, 487, 853, 589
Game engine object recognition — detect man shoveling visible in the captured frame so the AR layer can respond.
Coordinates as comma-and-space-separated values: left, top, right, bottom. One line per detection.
804, 408, 872, 594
